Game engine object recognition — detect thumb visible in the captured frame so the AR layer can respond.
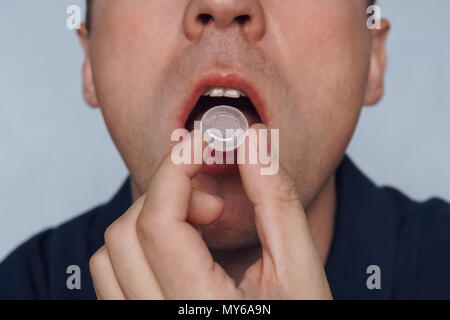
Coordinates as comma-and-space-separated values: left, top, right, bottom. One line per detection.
238, 124, 316, 264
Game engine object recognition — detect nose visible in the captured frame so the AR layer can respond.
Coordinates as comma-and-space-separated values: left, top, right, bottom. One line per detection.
183, 0, 266, 42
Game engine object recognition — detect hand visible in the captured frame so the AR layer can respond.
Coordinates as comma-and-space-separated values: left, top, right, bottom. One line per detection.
89, 126, 332, 299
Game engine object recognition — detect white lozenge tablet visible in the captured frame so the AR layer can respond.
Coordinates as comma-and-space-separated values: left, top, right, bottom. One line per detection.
200, 105, 249, 152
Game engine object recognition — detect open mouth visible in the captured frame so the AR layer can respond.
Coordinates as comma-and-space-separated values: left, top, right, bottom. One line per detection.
185, 87, 262, 131
178, 74, 267, 175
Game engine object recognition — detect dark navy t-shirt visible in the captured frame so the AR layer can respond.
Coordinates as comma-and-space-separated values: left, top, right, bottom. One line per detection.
1, 156, 450, 299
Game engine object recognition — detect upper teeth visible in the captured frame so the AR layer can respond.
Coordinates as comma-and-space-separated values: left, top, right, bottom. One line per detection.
204, 87, 246, 98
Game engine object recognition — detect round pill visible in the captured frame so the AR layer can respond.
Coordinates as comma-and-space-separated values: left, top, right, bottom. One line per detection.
200, 105, 249, 152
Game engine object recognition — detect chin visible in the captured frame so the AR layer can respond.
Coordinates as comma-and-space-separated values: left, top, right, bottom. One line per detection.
191, 173, 260, 250
198, 197, 259, 251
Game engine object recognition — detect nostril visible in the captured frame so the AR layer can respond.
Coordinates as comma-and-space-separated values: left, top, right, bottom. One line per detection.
198, 13, 213, 25
196, 13, 251, 28
235, 15, 250, 26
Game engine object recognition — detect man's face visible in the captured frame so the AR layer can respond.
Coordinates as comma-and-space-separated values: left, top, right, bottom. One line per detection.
80, 0, 388, 250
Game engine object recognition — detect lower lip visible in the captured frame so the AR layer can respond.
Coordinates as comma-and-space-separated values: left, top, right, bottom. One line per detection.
201, 149, 240, 175
202, 163, 239, 175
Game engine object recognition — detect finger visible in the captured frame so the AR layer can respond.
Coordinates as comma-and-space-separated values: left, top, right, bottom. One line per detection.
188, 189, 224, 226
238, 124, 319, 266
103, 195, 165, 300
89, 246, 125, 300
104, 187, 222, 299
136, 130, 241, 299
238, 124, 331, 298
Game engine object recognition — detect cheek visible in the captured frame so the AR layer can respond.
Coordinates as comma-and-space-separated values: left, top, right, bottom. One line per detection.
273, 4, 370, 140
88, 3, 187, 185
264, 0, 370, 108
90, 7, 179, 123
262, 2, 370, 202
89, 1, 186, 122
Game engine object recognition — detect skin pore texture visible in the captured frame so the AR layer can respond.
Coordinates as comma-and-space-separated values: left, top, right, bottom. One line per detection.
79, 0, 389, 292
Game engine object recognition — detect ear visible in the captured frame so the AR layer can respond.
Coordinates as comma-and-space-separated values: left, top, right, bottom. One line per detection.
364, 19, 390, 106
77, 23, 99, 107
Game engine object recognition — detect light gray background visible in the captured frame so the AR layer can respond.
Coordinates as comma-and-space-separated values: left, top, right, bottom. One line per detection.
1, 0, 449, 260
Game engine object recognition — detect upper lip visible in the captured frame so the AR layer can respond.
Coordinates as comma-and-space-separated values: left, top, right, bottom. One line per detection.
177, 72, 268, 128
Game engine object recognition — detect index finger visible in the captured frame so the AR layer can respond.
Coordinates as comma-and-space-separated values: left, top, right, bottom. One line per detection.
136, 130, 240, 299
238, 125, 320, 267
